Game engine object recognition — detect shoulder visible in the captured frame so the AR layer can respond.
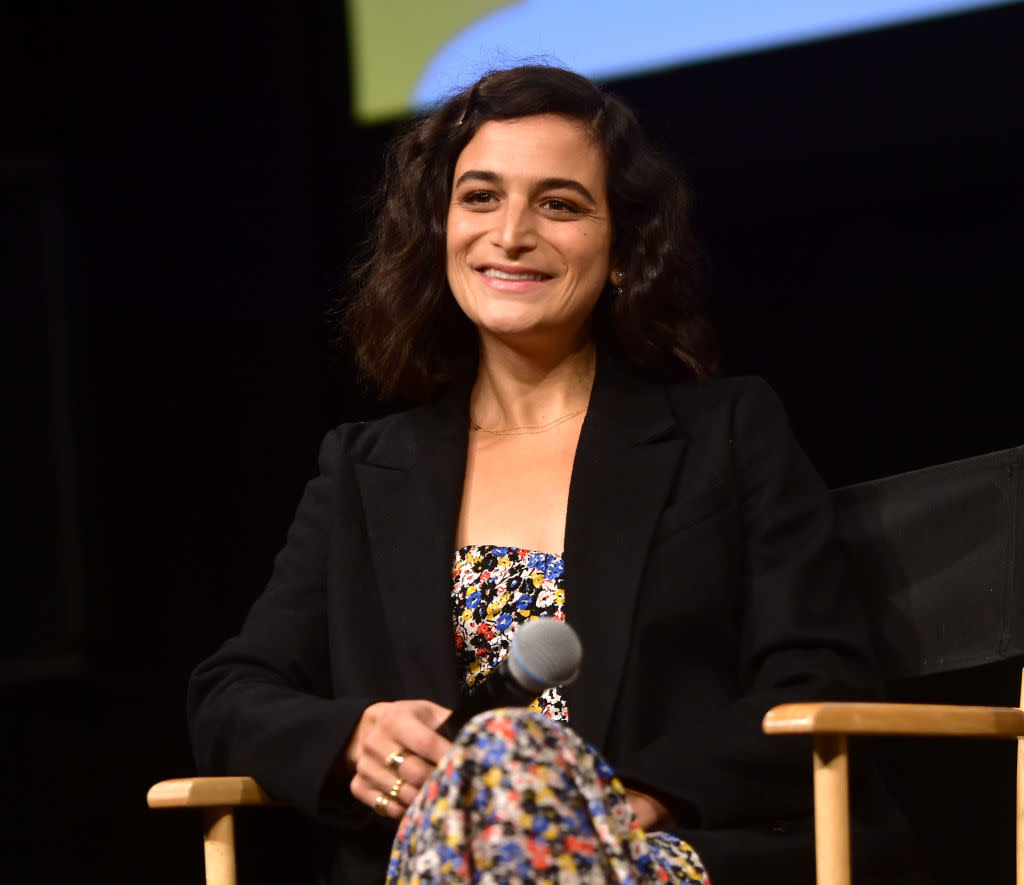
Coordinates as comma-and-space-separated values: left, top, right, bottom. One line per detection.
314, 387, 469, 471
663, 373, 778, 403
315, 407, 419, 469
660, 374, 824, 494
662, 374, 791, 435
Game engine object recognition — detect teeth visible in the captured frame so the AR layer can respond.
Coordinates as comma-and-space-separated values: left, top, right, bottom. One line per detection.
482, 268, 546, 281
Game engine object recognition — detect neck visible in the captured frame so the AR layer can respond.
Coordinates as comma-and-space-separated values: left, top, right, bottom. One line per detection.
470, 335, 597, 431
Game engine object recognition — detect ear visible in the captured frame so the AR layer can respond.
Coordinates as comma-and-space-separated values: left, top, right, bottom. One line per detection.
609, 269, 624, 288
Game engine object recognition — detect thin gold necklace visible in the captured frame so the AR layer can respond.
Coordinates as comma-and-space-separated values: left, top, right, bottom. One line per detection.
471, 405, 588, 435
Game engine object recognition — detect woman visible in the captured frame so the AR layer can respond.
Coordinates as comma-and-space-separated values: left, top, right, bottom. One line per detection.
188, 66, 909, 884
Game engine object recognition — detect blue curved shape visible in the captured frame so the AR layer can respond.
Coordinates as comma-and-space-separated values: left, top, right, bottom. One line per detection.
412, 0, 1011, 112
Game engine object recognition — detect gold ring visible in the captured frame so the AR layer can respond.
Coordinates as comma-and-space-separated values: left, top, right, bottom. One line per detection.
385, 748, 406, 773
388, 777, 404, 799
373, 794, 389, 817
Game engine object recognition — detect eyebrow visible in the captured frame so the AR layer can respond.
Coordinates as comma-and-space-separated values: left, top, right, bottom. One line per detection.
453, 170, 597, 204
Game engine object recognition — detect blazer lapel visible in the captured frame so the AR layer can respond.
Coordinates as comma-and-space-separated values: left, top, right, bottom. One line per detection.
563, 354, 687, 749
354, 390, 469, 708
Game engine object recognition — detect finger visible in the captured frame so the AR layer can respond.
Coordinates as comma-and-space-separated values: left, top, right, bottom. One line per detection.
343, 701, 385, 773
375, 701, 453, 767
350, 770, 404, 819
357, 746, 435, 794
355, 741, 435, 798
384, 774, 418, 808
408, 699, 455, 731
350, 770, 415, 820
384, 747, 437, 790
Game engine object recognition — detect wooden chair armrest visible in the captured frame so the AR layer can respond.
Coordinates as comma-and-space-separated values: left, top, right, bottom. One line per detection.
147, 776, 279, 809
763, 701, 1024, 738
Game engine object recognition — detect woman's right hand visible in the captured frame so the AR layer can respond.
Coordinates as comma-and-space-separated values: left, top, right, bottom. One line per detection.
344, 700, 453, 820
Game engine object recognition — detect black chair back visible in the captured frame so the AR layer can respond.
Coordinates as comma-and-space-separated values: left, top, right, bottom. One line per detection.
831, 444, 1024, 885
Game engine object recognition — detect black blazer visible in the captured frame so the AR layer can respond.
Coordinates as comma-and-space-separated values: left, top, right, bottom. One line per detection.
189, 355, 911, 884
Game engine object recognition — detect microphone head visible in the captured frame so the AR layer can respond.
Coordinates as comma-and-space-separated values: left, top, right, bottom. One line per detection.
507, 617, 582, 694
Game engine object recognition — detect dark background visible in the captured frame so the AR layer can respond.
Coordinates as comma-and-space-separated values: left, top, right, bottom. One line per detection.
4, 2, 1023, 882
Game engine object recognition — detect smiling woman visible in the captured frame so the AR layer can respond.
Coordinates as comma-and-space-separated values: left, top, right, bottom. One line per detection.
187, 65, 921, 885
446, 115, 614, 354
341, 65, 716, 405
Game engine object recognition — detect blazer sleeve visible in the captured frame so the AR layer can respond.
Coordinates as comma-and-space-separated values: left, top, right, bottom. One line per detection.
187, 426, 379, 826
614, 377, 882, 829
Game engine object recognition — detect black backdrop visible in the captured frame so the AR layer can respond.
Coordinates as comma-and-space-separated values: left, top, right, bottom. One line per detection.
5, 2, 1023, 882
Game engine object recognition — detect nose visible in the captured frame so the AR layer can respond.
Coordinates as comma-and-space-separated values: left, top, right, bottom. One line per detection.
493, 199, 537, 257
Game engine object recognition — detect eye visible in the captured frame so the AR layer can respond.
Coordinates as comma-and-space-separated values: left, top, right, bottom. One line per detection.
541, 197, 582, 214
461, 190, 496, 206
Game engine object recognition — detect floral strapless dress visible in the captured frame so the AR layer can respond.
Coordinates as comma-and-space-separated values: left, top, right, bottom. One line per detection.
385, 545, 710, 885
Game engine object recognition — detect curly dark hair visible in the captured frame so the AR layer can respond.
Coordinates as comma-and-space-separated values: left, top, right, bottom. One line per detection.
340, 64, 718, 403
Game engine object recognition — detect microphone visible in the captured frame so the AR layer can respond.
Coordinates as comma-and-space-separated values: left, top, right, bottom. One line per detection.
437, 617, 582, 740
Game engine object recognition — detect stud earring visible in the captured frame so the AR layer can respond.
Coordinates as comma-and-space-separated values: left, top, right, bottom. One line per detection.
612, 270, 625, 296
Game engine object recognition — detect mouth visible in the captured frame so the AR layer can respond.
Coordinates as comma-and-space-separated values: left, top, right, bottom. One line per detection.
478, 265, 552, 282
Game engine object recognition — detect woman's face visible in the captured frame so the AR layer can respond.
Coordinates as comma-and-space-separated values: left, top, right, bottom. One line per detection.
446, 114, 616, 352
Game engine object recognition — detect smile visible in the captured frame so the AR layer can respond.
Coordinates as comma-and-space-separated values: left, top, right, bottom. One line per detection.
480, 267, 550, 282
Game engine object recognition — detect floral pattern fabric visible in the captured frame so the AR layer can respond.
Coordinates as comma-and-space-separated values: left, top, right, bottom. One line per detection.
382, 545, 711, 884
451, 545, 568, 720
386, 709, 710, 884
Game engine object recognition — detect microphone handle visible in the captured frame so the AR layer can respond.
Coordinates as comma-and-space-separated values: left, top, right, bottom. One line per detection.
437, 663, 542, 741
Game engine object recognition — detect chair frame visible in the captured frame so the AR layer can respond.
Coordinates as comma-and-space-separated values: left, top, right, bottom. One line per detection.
147, 776, 277, 885
149, 672, 1024, 885
761, 669, 1024, 885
